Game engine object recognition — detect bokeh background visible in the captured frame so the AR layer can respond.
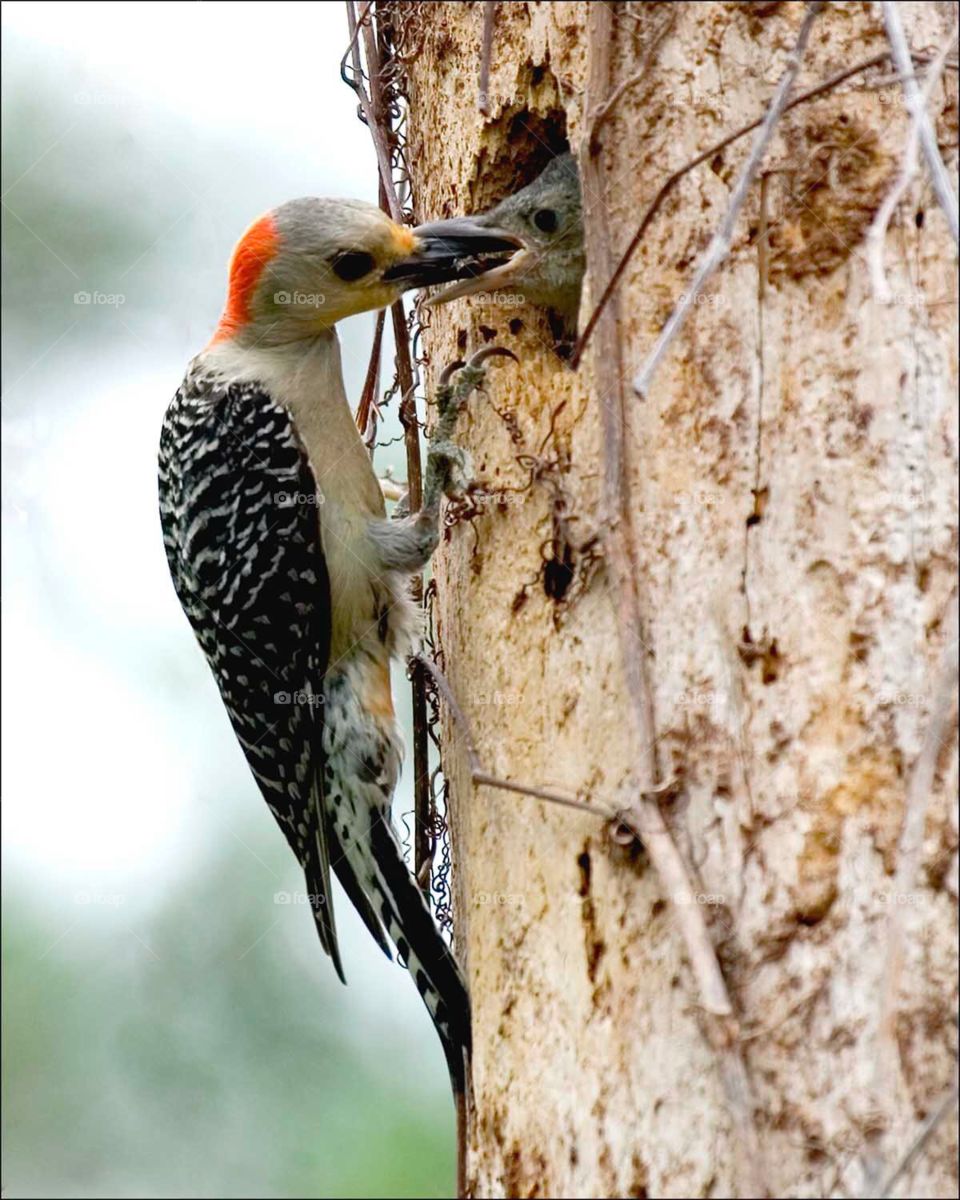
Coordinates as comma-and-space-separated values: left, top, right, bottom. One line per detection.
2, 3, 455, 1195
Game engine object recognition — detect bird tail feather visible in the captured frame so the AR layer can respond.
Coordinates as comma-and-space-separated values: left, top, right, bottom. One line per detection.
366, 808, 471, 1095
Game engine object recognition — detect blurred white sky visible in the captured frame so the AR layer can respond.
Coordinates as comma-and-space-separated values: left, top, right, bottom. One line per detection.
3, 0, 378, 881
1, 1, 434, 1039
4, 0, 376, 171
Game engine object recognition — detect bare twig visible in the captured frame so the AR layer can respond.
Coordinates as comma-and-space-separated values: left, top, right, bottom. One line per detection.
867, 19, 958, 300
571, 45, 938, 368
633, 2, 823, 398
879, 1073, 960, 1198
345, 0, 402, 222
340, 0, 374, 91
343, 3, 432, 894
862, 594, 959, 1196
581, 5, 776, 1196
356, 308, 386, 445
880, 1, 959, 247
478, 1, 495, 116
416, 653, 661, 829
586, 7, 676, 152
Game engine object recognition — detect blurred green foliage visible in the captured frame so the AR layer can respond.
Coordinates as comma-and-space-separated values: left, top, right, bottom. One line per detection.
3, 849, 454, 1198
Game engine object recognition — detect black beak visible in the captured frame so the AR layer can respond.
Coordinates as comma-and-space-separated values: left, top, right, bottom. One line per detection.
382, 217, 521, 288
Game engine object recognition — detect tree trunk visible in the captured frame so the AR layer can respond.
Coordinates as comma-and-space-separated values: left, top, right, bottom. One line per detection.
392, 2, 958, 1196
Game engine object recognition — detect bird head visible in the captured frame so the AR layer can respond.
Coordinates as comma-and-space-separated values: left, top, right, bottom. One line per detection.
415, 154, 585, 324
210, 196, 521, 347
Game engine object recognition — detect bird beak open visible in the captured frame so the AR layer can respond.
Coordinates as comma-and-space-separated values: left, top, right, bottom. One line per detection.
382, 217, 523, 293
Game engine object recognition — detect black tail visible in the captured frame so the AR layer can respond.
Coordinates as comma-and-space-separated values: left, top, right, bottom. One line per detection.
367, 807, 471, 1095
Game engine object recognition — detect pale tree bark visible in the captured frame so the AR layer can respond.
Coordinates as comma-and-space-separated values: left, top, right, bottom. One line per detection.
384, 2, 958, 1196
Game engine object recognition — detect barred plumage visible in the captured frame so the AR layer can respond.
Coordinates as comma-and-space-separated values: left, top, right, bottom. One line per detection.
156, 195, 520, 1104
158, 364, 469, 1078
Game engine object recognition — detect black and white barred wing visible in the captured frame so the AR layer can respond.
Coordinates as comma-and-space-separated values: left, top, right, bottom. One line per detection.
158, 378, 343, 978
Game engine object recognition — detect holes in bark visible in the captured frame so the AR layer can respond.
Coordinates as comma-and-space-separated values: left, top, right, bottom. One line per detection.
577, 848, 592, 896
738, 627, 783, 683
469, 101, 569, 211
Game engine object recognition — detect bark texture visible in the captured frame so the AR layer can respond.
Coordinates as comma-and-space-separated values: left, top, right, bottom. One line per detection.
393, 2, 959, 1196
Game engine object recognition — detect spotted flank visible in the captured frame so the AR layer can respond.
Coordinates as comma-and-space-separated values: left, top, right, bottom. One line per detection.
323, 664, 470, 1078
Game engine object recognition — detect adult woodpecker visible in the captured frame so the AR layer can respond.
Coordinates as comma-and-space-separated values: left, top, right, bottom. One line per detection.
419, 153, 585, 330
158, 198, 518, 1097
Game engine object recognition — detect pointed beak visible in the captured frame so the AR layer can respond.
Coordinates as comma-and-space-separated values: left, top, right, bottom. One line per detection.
382, 217, 522, 289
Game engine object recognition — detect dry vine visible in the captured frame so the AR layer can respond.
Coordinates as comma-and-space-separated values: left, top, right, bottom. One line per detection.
342, 0, 436, 889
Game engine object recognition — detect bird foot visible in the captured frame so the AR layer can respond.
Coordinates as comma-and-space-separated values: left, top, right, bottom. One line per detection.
425, 347, 517, 507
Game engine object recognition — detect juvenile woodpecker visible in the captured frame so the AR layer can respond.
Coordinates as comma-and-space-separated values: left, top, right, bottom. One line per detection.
419, 153, 585, 328
158, 199, 518, 1094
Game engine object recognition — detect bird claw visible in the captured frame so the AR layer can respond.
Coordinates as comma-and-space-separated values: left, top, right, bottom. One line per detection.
438, 345, 517, 388
435, 346, 518, 419
427, 440, 473, 501
426, 347, 515, 507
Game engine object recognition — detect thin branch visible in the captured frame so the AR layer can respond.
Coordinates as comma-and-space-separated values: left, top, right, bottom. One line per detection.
586, 7, 676, 152
355, 308, 386, 445
862, 594, 959, 1196
881, 1, 959, 247
343, 1, 430, 888
340, 0, 374, 91
879, 1073, 960, 1198
581, 5, 777, 1196
867, 18, 958, 300
571, 46, 942, 368
345, 0, 402, 222
478, 1, 495, 116
416, 653, 653, 829
633, 2, 823, 398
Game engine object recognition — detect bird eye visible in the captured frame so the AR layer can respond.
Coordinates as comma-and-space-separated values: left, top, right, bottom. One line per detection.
331, 250, 375, 281
533, 208, 558, 234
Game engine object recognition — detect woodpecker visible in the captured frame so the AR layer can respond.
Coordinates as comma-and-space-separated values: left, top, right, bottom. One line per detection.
158, 198, 518, 1097
419, 153, 585, 329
